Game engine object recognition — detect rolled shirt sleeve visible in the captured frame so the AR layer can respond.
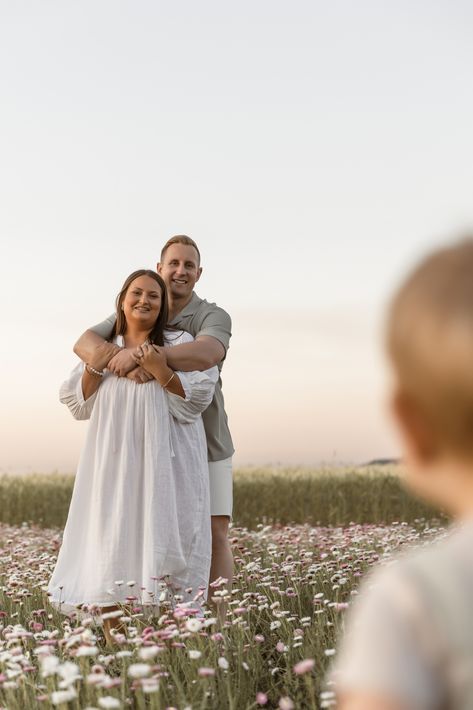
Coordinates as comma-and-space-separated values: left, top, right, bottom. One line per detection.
90, 314, 116, 339
196, 308, 232, 356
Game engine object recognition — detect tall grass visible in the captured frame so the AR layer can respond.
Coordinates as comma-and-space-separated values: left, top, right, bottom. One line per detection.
0, 466, 444, 529
233, 465, 444, 527
0, 473, 74, 527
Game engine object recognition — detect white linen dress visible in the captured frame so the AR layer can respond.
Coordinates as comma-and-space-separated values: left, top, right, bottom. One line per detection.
48, 330, 218, 613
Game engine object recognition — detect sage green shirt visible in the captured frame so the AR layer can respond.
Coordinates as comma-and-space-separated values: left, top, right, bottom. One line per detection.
91, 292, 234, 462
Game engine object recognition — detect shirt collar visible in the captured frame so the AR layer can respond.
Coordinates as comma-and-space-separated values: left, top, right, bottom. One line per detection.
169, 291, 202, 323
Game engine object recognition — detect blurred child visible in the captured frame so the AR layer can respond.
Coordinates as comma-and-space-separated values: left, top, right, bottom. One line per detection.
330, 238, 473, 710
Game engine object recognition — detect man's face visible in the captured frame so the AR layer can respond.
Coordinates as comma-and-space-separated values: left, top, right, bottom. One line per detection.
157, 243, 202, 300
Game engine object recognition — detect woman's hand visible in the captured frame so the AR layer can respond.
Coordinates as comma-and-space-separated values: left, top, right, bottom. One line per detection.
133, 343, 168, 379
133, 343, 185, 397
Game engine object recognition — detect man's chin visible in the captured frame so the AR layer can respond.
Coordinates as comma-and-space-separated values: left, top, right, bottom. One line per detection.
170, 286, 191, 299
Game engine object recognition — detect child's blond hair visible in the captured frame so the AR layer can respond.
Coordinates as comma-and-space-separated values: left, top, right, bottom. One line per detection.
387, 237, 473, 458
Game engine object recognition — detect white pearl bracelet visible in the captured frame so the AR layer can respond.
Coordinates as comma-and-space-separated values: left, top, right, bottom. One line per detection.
86, 364, 104, 378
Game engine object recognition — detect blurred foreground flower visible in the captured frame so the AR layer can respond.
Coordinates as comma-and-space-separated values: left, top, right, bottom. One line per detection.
127, 663, 150, 679
293, 658, 315, 675
198, 667, 216, 677
141, 678, 159, 693
58, 661, 81, 687
76, 645, 98, 657
51, 688, 77, 705
40, 654, 60, 677
101, 610, 123, 620
98, 697, 121, 708
185, 618, 202, 633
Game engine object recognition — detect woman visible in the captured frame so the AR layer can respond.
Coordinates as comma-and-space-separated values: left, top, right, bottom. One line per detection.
48, 270, 217, 643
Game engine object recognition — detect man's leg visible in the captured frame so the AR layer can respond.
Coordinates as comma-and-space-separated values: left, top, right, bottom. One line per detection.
207, 458, 233, 615
101, 605, 128, 646
209, 515, 233, 586
209, 515, 233, 620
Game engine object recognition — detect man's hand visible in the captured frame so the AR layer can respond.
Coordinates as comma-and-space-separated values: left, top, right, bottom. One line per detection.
107, 349, 137, 377
126, 366, 155, 384
88, 342, 121, 372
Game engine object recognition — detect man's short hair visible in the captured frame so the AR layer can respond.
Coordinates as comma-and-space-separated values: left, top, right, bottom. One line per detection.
387, 237, 473, 457
160, 235, 201, 265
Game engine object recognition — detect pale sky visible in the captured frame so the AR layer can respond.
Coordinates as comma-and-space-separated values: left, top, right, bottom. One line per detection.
1, 1, 473, 472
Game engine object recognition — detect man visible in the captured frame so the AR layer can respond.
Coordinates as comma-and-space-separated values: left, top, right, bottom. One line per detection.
74, 235, 234, 600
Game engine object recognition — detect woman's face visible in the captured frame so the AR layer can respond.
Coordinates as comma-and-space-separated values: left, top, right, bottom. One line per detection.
122, 275, 163, 330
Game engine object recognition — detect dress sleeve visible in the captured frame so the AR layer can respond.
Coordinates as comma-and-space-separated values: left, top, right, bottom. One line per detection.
90, 314, 116, 339
59, 362, 99, 420
329, 564, 442, 709
164, 330, 218, 423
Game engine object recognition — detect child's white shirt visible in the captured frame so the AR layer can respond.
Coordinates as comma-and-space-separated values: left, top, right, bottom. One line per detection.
330, 519, 473, 709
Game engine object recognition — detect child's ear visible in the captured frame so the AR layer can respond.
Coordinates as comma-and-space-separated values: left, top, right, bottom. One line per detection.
391, 389, 438, 465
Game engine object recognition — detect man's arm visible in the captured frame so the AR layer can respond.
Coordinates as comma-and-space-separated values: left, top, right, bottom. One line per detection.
165, 335, 225, 372
74, 315, 116, 362
74, 329, 113, 363
166, 305, 231, 372
74, 327, 224, 374
74, 316, 153, 381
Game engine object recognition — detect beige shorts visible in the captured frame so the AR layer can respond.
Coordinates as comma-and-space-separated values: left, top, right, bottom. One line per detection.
209, 457, 233, 518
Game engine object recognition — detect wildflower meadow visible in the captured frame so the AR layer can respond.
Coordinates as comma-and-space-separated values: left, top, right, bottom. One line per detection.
0, 468, 446, 709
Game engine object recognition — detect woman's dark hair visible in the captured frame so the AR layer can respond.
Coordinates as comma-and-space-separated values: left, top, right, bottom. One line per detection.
112, 269, 169, 346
